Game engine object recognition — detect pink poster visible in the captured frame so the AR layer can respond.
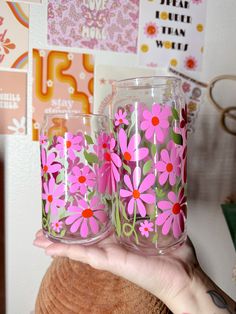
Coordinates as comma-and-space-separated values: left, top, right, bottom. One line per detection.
32, 48, 94, 140
47, 0, 139, 53
0, 71, 27, 135
0, 2, 29, 70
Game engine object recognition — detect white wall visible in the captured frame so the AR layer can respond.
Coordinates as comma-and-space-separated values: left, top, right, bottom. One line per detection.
1, 0, 236, 313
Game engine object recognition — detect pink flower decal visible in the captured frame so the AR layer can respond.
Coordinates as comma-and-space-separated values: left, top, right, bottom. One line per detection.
98, 137, 122, 194
42, 176, 65, 214
41, 148, 61, 176
65, 196, 108, 237
141, 104, 171, 142
118, 128, 149, 162
40, 134, 48, 146
156, 147, 181, 186
68, 165, 96, 194
139, 220, 154, 238
56, 132, 83, 161
115, 109, 129, 127
156, 188, 186, 239
51, 221, 63, 233
120, 166, 155, 217
94, 132, 110, 160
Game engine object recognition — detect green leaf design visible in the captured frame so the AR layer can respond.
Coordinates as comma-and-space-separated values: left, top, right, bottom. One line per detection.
56, 171, 64, 183
152, 233, 158, 244
151, 144, 157, 157
143, 160, 152, 176
85, 134, 94, 145
68, 196, 74, 203
156, 188, 166, 199
87, 190, 95, 201
149, 206, 157, 220
51, 230, 57, 237
115, 197, 121, 237
171, 129, 183, 145
84, 150, 98, 164
60, 229, 66, 237
119, 201, 128, 220
171, 107, 179, 121
123, 163, 131, 175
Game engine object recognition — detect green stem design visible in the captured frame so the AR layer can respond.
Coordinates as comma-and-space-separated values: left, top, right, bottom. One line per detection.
122, 202, 139, 245
115, 194, 121, 237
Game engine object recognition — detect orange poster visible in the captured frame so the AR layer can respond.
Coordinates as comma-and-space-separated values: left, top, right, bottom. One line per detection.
32, 48, 94, 140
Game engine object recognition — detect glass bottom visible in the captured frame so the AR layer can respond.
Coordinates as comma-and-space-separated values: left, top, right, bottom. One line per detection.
43, 222, 113, 245
116, 219, 187, 256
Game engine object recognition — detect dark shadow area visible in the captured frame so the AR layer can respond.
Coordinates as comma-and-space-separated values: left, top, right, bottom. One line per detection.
0, 160, 5, 313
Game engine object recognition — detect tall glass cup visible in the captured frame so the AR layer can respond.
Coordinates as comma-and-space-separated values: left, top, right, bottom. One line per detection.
40, 113, 112, 244
111, 76, 187, 254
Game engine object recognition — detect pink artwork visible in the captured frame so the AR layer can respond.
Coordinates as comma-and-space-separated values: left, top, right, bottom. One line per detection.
47, 0, 139, 53
0, 70, 27, 135
32, 48, 94, 140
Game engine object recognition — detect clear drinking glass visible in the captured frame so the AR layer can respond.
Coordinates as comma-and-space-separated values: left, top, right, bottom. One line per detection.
111, 76, 187, 255
40, 113, 112, 244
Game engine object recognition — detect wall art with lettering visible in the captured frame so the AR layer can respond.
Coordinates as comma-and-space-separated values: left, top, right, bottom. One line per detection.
47, 0, 139, 53
0, 1, 29, 70
0, 71, 27, 135
32, 48, 94, 140
138, 0, 207, 71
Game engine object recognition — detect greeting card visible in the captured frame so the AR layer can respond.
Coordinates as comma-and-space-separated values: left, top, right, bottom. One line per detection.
47, 0, 139, 53
0, 2, 29, 69
0, 71, 27, 135
138, 0, 207, 71
95, 64, 156, 115
32, 48, 94, 140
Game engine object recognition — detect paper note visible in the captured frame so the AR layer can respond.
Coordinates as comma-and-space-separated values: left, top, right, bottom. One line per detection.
138, 0, 207, 71
0, 71, 27, 135
47, 0, 139, 53
32, 48, 94, 140
0, 1, 29, 69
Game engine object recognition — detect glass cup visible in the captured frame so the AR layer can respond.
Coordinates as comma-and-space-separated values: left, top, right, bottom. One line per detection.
40, 113, 112, 244
111, 76, 187, 255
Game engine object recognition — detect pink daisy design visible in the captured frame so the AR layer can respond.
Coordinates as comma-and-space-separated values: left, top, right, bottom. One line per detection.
120, 166, 155, 217
139, 220, 154, 238
65, 196, 108, 237
156, 188, 187, 239
144, 22, 159, 38
68, 165, 96, 194
98, 137, 122, 194
51, 220, 63, 233
156, 147, 181, 186
42, 176, 65, 214
41, 148, 61, 176
56, 132, 83, 161
94, 132, 111, 160
118, 128, 149, 162
141, 104, 171, 142
114, 109, 129, 127
40, 134, 48, 146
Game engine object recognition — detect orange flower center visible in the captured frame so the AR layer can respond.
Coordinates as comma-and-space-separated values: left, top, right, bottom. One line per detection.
144, 227, 149, 231
124, 151, 131, 161
166, 163, 173, 172
43, 165, 48, 172
102, 143, 107, 149
152, 116, 159, 126
78, 176, 86, 183
147, 25, 156, 35
172, 203, 181, 215
47, 195, 53, 203
66, 140, 72, 148
55, 223, 59, 227
82, 208, 93, 218
119, 118, 123, 123
133, 189, 140, 199
104, 152, 111, 161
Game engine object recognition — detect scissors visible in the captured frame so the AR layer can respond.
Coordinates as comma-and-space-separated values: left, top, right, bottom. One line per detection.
207, 75, 236, 136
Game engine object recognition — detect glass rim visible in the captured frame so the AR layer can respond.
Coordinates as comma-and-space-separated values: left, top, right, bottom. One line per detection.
43, 112, 109, 119
113, 76, 181, 89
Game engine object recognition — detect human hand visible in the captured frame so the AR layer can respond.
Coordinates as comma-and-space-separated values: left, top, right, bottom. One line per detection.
34, 230, 199, 310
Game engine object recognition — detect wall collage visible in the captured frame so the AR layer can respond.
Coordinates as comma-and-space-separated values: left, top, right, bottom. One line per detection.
0, 0, 207, 138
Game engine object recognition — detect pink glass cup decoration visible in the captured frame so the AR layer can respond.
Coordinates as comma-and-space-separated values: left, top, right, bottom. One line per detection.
40, 113, 112, 244
111, 76, 187, 255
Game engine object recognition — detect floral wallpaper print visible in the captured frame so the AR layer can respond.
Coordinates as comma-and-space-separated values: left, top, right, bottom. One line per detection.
112, 102, 187, 247
40, 130, 112, 241
47, 0, 139, 53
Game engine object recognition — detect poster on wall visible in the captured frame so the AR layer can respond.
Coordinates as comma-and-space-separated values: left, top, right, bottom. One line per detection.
32, 48, 94, 140
138, 0, 207, 71
5, 0, 41, 4
95, 64, 156, 115
0, 71, 27, 135
47, 0, 139, 53
0, 1, 29, 70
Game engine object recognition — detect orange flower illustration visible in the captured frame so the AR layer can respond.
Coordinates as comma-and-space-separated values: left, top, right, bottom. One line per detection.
0, 37, 16, 54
